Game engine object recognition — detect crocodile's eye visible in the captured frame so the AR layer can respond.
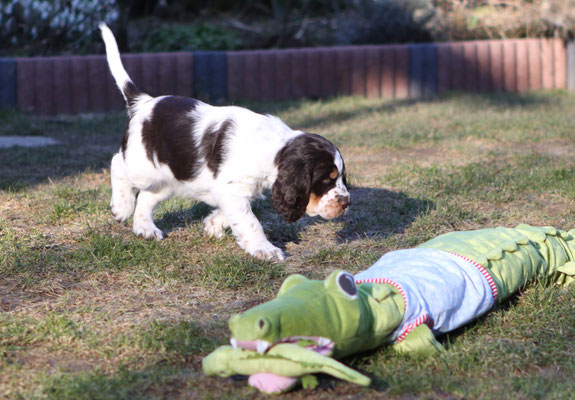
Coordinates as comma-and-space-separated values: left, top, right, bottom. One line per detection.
337, 272, 357, 299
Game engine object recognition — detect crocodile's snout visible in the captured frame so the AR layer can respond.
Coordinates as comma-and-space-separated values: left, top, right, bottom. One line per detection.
229, 314, 271, 339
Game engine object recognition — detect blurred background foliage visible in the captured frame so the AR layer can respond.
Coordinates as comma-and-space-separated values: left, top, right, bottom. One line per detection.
1, 0, 574, 56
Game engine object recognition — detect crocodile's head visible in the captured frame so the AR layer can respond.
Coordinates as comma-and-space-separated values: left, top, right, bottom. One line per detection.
229, 270, 404, 359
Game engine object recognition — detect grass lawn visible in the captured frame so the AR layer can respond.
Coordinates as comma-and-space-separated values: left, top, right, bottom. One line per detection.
1, 92, 575, 399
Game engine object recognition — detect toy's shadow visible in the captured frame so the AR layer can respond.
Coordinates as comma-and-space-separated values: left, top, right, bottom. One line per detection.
155, 186, 433, 249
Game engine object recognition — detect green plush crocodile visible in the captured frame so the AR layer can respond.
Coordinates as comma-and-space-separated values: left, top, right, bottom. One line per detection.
203, 224, 575, 393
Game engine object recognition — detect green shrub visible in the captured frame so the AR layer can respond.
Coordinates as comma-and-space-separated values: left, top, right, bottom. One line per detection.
134, 23, 237, 52
0, 0, 119, 56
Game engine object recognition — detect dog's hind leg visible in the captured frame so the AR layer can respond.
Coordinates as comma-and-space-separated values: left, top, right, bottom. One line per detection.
132, 186, 173, 240
110, 153, 136, 222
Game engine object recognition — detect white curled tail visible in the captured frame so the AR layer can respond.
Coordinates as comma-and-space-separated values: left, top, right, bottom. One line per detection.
99, 23, 143, 109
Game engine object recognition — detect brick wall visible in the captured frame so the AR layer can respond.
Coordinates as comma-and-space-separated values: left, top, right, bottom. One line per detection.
0, 37, 570, 116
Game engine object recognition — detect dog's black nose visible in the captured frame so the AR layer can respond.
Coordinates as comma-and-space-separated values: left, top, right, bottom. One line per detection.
338, 196, 350, 209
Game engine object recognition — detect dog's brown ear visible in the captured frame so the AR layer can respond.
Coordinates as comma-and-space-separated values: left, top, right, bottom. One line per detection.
272, 159, 311, 223
272, 133, 337, 223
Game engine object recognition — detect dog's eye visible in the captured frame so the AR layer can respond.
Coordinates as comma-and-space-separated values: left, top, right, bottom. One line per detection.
337, 272, 357, 299
322, 176, 335, 184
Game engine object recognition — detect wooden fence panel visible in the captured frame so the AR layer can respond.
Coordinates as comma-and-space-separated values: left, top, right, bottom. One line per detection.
9, 38, 572, 115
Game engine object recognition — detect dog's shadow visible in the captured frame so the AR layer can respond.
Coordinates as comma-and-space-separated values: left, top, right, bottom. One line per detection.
332, 186, 434, 243
155, 186, 433, 247
261, 186, 435, 245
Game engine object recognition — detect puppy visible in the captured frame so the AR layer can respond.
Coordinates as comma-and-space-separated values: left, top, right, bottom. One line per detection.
99, 23, 350, 261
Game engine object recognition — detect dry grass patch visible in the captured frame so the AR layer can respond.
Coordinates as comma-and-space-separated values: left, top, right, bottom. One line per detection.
1, 92, 575, 399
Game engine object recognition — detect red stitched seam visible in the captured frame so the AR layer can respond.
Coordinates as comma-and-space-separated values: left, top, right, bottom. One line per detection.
355, 277, 407, 312
448, 252, 499, 300
396, 314, 431, 342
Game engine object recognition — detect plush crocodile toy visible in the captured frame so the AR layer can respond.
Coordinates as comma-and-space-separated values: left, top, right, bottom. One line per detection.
203, 224, 575, 393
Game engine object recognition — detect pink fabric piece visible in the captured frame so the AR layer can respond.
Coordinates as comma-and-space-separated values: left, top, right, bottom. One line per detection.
248, 373, 298, 393
234, 340, 259, 351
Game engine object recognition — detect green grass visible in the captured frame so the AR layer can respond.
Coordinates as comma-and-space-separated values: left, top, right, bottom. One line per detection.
133, 320, 221, 357
1, 92, 575, 398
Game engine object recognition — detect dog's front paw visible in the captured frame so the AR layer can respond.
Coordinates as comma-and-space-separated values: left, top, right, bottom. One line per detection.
245, 240, 285, 262
111, 199, 135, 223
203, 210, 228, 239
133, 220, 164, 240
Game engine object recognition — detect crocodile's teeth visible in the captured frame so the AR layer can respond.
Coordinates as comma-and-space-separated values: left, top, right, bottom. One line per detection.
318, 337, 331, 347
230, 338, 238, 349
256, 340, 271, 354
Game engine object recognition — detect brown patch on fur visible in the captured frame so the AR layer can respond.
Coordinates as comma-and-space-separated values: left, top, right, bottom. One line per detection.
306, 193, 321, 214
200, 119, 234, 178
140, 96, 200, 181
329, 168, 338, 179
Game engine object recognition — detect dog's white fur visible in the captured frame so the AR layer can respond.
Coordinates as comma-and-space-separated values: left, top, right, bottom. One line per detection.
100, 23, 349, 261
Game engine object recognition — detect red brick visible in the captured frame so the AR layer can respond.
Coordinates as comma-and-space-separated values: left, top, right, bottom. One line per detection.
490, 42, 504, 92
541, 39, 554, 89
259, 51, 277, 100
275, 50, 291, 100
516, 40, 529, 92
436, 43, 451, 94
52, 57, 72, 114
527, 39, 542, 90
553, 38, 566, 89
394, 45, 409, 99
175, 52, 194, 97
476, 41, 491, 92
88, 55, 108, 113
244, 51, 261, 100
16, 58, 36, 113
290, 49, 307, 99
305, 49, 321, 98
380, 46, 395, 98
158, 53, 177, 96
226, 52, 244, 100
366, 46, 381, 98
451, 43, 465, 91
503, 41, 516, 92
319, 48, 337, 98
351, 47, 366, 96
463, 42, 478, 92
335, 48, 352, 96
35, 58, 54, 115
69, 56, 90, 114
140, 53, 162, 96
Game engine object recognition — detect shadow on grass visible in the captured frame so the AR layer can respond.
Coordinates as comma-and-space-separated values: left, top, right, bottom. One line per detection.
41, 363, 194, 400
38, 319, 235, 400
152, 186, 433, 249
438, 291, 523, 351
154, 202, 214, 234
284, 186, 434, 246
0, 92, 560, 193
0, 111, 125, 192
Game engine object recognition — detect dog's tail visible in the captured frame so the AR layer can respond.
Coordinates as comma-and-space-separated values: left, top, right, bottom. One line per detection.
99, 23, 144, 111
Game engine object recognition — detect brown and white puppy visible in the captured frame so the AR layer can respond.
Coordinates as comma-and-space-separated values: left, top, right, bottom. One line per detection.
100, 23, 350, 261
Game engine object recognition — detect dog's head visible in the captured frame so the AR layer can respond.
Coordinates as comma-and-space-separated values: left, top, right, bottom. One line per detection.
272, 133, 350, 223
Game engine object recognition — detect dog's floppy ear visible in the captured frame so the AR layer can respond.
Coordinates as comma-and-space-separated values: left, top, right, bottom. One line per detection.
272, 158, 311, 223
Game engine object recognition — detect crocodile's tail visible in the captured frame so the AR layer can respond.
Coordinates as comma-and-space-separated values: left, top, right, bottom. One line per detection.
514, 225, 575, 287
418, 224, 575, 301
557, 228, 575, 287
